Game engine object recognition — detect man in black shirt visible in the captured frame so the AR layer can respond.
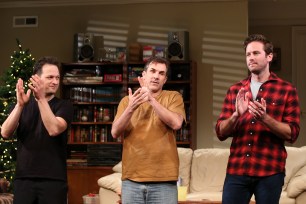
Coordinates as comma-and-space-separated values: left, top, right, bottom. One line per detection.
1, 56, 73, 204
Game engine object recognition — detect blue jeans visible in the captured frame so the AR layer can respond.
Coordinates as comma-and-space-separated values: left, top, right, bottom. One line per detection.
122, 179, 178, 204
222, 173, 285, 204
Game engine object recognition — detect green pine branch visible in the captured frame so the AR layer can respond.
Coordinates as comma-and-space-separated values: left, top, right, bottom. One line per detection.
0, 39, 35, 192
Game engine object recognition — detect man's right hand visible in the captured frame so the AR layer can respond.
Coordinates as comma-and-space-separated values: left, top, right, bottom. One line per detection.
127, 87, 148, 111
235, 88, 250, 117
16, 78, 31, 107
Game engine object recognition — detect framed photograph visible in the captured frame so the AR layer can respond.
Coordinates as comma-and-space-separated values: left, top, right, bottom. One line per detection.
270, 47, 281, 71
104, 74, 122, 82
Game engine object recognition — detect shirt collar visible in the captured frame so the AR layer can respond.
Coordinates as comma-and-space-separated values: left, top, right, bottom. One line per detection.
239, 71, 280, 87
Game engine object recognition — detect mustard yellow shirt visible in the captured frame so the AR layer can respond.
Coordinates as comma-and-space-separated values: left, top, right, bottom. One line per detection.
115, 90, 186, 182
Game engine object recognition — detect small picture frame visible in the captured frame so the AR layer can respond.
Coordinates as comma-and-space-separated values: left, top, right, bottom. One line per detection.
104, 74, 122, 82
270, 47, 281, 71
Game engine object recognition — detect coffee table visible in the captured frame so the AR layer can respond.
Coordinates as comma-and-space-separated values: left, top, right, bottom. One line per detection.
178, 200, 255, 204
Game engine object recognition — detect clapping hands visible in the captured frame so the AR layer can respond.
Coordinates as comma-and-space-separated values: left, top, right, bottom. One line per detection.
16, 78, 31, 107
235, 88, 267, 120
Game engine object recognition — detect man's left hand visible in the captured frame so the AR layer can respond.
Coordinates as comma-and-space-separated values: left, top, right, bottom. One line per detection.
29, 74, 45, 100
248, 98, 267, 120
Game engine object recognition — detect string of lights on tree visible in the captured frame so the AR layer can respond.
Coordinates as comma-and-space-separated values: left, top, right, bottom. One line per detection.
0, 39, 35, 191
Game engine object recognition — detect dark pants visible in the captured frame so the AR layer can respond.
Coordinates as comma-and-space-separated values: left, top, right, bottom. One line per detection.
222, 173, 285, 204
13, 178, 67, 204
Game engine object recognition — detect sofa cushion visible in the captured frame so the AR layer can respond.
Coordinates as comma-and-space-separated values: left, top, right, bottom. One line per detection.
187, 191, 223, 201
177, 147, 193, 187
287, 165, 306, 198
187, 187, 295, 204
189, 148, 229, 193
284, 146, 306, 190
97, 173, 122, 194
279, 191, 296, 204
112, 161, 122, 173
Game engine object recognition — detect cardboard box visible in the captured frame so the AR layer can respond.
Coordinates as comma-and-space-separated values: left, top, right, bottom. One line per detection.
83, 193, 99, 204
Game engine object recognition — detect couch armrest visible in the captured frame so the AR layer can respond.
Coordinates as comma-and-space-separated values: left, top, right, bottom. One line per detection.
97, 172, 122, 194
99, 187, 121, 204
296, 191, 306, 204
287, 165, 306, 198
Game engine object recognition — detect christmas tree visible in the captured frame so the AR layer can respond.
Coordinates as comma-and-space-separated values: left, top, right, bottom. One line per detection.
0, 39, 35, 191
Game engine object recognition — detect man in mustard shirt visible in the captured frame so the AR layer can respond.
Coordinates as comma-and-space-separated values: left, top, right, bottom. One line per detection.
111, 56, 186, 204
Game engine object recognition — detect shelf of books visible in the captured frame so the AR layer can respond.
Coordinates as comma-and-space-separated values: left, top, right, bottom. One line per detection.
61, 61, 196, 167
61, 62, 124, 167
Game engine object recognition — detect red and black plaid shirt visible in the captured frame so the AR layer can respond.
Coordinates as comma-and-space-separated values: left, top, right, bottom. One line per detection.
215, 72, 300, 177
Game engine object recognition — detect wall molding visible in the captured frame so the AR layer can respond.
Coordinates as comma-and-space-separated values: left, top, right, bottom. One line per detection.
249, 18, 306, 26
0, 0, 240, 8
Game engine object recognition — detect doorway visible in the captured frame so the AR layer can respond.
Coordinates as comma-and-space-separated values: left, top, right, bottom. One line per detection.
292, 26, 306, 147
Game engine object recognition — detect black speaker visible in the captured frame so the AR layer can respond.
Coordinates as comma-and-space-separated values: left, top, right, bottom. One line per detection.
168, 31, 189, 61
74, 33, 95, 62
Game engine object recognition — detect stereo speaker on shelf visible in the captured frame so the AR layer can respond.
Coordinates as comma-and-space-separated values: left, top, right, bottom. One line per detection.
73, 33, 105, 62
167, 31, 189, 61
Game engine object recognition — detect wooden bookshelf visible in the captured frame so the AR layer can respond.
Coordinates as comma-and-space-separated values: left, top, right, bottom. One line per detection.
67, 166, 113, 204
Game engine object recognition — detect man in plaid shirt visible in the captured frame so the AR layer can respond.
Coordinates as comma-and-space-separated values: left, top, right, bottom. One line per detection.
215, 34, 300, 204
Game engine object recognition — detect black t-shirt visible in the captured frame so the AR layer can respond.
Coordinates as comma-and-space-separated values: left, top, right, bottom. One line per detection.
14, 96, 73, 181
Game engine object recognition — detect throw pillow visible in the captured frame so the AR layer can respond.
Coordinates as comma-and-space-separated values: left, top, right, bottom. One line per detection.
284, 146, 306, 190
287, 165, 306, 198
97, 172, 122, 193
190, 148, 230, 193
112, 161, 122, 173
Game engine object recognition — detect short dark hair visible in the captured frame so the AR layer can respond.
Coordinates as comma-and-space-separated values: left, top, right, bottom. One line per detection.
33, 56, 61, 75
144, 56, 170, 74
243, 34, 273, 55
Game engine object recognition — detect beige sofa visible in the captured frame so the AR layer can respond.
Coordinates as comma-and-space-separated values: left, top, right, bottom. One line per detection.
97, 146, 306, 204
